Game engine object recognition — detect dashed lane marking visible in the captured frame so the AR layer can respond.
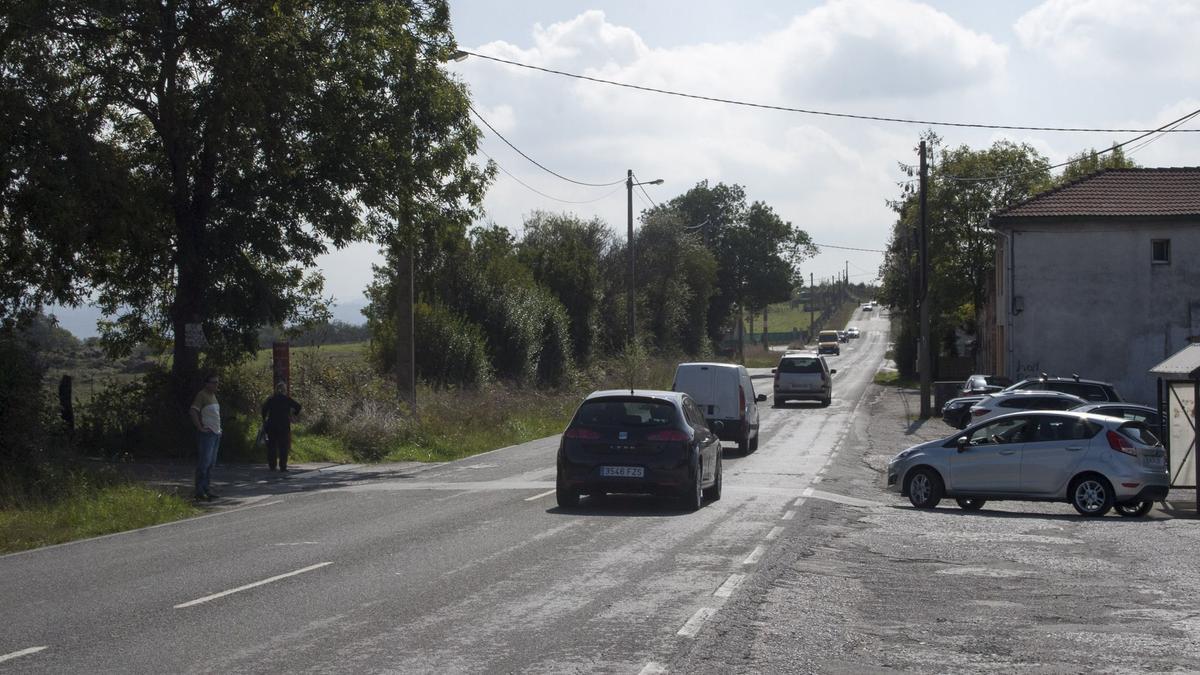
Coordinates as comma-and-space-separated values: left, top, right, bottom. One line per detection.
714, 573, 746, 598
765, 526, 784, 541
806, 489, 884, 509
782, 510, 796, 520
677, 607, 718, 638
0, 647, 47, 664
743, 546, 765, 565
639, 662, 668, 675
174, 562, 333, 609
524, 489, 557, 502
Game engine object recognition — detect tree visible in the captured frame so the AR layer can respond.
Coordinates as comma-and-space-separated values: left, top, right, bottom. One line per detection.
1056, 145, 1138, 186
517, 212, 612, 364
1, 2, 490, 405
632, 209, 717, 355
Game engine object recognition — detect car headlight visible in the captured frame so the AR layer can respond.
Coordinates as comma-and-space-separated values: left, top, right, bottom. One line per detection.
892, 448, 918, 462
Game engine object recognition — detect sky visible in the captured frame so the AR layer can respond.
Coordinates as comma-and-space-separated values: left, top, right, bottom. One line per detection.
54, 0, 1200, 336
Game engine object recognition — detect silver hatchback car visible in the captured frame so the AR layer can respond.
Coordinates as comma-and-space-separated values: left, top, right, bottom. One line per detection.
886, 411, 1168, 517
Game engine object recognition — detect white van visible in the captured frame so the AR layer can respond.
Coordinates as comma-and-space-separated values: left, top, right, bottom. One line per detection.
672, 363, 766, 454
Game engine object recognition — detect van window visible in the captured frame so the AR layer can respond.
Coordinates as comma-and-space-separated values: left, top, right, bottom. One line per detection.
818, 331, 839, 342
778, 357, 822, 374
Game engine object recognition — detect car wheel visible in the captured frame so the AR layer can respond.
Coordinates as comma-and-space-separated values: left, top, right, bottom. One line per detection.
737, 432, 749, 456
703, 455, 722, 502
906, 468, 943, 509
682, 460, 703, 511
774, 395, 787, 407
1070, 474, 1114, 517
749, 433, 759, 453
821, 397, 831, 407
1115, 499, 1153, 517
955, 497, 986, 511
555, 473, 580, 508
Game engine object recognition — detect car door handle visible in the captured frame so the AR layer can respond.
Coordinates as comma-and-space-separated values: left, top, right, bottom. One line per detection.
1066, 446, 1084, 452
998, 450, 1017, 455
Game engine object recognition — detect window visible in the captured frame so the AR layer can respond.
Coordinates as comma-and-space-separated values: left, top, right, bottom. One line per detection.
1152, 239, 1170, 264
778, 357, 822, 374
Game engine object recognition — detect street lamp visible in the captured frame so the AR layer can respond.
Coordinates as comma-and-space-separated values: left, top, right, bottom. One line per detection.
627, 169, 663, 349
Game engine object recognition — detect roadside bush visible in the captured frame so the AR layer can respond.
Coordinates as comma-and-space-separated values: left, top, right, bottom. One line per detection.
414, 303, 492, 389
75, 369, 186, 460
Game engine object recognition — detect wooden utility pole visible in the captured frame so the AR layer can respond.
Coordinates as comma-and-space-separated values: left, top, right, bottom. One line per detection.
395, 247, 416, 412
918, 140, 932, 418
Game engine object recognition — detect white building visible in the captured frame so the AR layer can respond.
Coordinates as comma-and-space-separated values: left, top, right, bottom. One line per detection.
987, 168, 1200, 405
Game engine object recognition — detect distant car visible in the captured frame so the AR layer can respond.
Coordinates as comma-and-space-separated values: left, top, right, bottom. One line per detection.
1003, 375, 1122, 403
861, 303, 873, 311
837, 330, 849, 343
672, 362, 765, 455
773, 351, 836, 407
886, 411, 1168, 517
958, 374, 1013, 397
846, 327, 861, 339
941, 395, 987, 429
966, 390, 1088, 424
817, 330, 840, 356
1072, 403, 1162, 430
556, 390, 724, 511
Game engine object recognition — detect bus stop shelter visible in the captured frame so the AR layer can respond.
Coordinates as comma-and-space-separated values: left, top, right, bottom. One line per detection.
1150, 343, 1200, 513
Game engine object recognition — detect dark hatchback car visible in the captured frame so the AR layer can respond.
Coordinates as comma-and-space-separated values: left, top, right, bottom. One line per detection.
556, 390, 724, 511
942, 395, 986, 429
1004, 375, 1122, 402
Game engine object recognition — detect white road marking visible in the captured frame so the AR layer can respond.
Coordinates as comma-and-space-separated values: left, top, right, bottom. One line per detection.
765, 526, 784, 541
811, 476, 823, 484
793, 497, 807, 508
806, 489, 883, 508
639, 662, 668, 675
714, 573, 746, 598
802, 487, 815, 497
743, 546, 765, 565
524, 489, 557, 502
0, 646, 47, 664
174, 562, 333, 609
272, 541, 321, 546
782, 510, 796, 520
677, 607, 717, 638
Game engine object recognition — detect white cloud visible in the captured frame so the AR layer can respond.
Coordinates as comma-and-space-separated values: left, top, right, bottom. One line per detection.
1015, 0, 1200, 78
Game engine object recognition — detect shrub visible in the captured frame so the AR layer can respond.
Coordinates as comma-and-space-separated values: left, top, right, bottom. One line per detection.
414, 303, 492, 389
75, 369, 187, 460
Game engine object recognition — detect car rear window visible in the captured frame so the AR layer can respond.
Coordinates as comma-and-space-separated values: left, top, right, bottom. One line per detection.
575, 400, 677, 428
819, 331, 839, 341
1050, 382, 1106, 401
778, 357, 822, 374
1119, 422, 1160, 447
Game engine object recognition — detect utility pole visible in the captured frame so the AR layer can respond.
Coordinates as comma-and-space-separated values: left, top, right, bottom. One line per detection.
918, 140, 932, 418
809, 272, 815, 344
626, 169, 635, 349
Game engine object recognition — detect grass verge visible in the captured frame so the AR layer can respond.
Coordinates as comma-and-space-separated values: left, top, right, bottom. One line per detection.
874, 370, 919, 389
0, 481, 200, 554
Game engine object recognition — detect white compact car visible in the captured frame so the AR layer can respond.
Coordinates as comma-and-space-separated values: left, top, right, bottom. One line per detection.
886, 411, 1168, 517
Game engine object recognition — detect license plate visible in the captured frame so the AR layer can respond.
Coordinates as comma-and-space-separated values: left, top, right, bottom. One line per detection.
1145, 455, 1165, 468
600, 466, 644, 478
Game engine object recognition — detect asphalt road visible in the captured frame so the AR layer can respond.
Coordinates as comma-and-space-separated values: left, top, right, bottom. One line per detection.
0, 309, 891, 674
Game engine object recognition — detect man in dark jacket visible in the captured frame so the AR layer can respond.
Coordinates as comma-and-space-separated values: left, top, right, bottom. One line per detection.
261, 380, 301, 472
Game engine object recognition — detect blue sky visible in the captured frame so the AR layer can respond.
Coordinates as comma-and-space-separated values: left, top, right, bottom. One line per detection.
54, 1, 1200, 336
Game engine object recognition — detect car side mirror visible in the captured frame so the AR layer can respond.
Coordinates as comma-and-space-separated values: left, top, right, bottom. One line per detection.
771, 368, 777, 374
756, 394, 767, 402
712, 421, 725, 432
956, 436, 969, 453
829, 369, 837, 375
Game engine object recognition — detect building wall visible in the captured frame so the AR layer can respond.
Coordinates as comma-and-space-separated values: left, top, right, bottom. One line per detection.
997, 219, 1200, 404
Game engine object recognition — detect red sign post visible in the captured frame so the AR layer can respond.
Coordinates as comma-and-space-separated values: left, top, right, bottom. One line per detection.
272, 341, 290, 387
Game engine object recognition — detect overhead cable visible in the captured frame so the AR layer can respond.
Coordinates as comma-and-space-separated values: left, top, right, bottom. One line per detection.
458, 49, 1200, 134
477, 147, 624, 205
468, 103, 626, 187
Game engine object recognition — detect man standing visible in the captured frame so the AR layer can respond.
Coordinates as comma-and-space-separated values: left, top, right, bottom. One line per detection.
189, 373, 222, 501
261, 380, 301, 473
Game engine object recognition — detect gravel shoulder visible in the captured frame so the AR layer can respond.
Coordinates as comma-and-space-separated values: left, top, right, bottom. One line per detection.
674, 381, 1200, 674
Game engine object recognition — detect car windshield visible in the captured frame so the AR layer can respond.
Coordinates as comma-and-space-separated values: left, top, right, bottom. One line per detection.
1119, 422, 1160, 447
778, 357, 822, 374
819, 332, 838, 341
575, 399, 676, 428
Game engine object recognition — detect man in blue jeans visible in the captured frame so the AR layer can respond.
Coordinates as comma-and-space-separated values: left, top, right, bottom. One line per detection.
189, 374, 222, 501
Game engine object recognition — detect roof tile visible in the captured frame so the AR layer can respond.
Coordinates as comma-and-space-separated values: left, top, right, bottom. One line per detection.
993, 168, 1200, 220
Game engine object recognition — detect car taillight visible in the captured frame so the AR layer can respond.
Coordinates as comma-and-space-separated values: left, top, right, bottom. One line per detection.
564, 428, 601, 440
972, 408, 988, 417
1107, 430, 1136, 456
647, 430, 690, 442
739, 385, 746, 412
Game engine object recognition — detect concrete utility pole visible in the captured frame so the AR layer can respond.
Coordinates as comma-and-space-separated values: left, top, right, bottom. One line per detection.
626, 169, 635, 349
918, 140, 933, 418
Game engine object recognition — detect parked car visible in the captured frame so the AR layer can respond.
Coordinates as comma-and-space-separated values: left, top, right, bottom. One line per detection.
1072, 403, 1162, 430
1003, 374, 1122, 402
773, 351, 836, 407
672, 362, 765, 455
966, 390, 1087, 424
886, 411, 1168, 517
941, 395, 987, 429
837, 330, 849, 343
556, 390, 724, 511
817, 330, 840, 355
861, 302, 873, 311
846, 327, 861, 339
958, 374, 1013, 397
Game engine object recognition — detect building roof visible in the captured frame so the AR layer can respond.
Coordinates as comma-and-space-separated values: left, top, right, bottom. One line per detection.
992, 168, 1200, 224
1149, 343, 1200, 380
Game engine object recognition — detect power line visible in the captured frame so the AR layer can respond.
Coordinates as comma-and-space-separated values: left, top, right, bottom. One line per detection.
632, 172, 659, 209
477, 147, 624, 205
468, 103, 626, 187
458, 49, 1200, 134
813, 242, 885, 253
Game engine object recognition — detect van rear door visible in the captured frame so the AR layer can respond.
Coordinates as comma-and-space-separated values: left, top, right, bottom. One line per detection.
673, 364, 717, 416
